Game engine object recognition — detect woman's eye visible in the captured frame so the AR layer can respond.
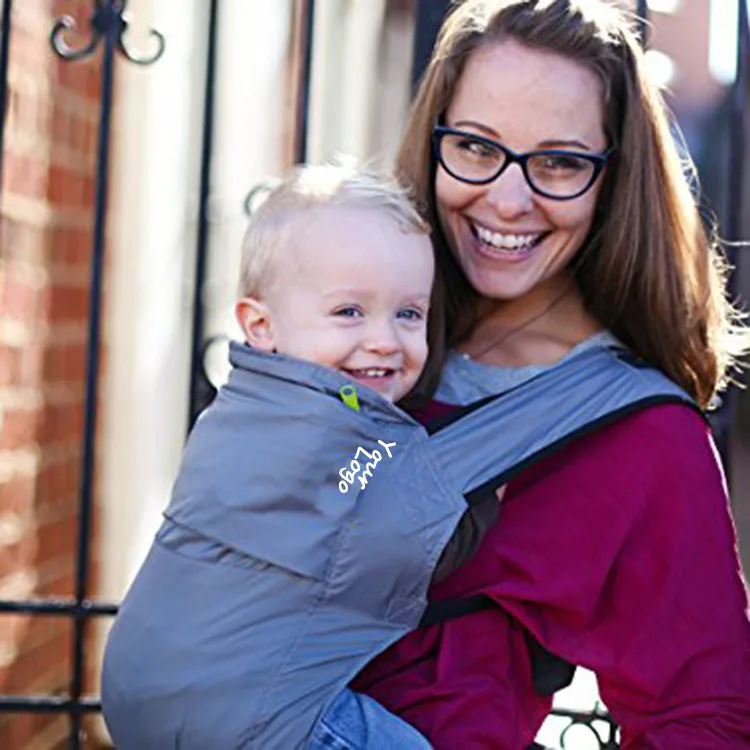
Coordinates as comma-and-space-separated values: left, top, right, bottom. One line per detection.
333, 306, 363, 318
537, 154, 587, 172
397, 308, 425, 322
457, 138, 497, 159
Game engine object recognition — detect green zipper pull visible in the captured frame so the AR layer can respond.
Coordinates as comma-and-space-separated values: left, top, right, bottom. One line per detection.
339, 384, 360, 412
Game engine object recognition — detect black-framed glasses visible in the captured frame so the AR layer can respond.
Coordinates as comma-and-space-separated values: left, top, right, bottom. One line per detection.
432, 125, 614, 201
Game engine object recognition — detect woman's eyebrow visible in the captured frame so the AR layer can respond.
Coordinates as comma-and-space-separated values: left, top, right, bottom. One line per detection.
537, 138, 593, 151
452, 120, 595, 152
453, 120, 499, 138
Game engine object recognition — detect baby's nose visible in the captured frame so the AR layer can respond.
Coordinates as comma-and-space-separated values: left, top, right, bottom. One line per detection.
366, 321, 401, 354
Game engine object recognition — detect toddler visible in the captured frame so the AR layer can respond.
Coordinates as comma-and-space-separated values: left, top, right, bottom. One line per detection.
102, 165, 495, 750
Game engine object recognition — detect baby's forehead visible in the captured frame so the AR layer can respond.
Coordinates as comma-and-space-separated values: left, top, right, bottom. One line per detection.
280, 203, 425, 257
290, 202, 418, 233
269, 204, 433, 291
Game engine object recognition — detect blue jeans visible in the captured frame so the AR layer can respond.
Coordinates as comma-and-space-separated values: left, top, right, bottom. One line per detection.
307, 688, 433, 749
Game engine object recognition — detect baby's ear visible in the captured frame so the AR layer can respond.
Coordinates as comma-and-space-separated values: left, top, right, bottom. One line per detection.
235, 297, 275, 352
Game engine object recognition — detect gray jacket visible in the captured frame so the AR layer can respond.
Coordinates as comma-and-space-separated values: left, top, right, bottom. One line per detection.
101, 341, 695, 750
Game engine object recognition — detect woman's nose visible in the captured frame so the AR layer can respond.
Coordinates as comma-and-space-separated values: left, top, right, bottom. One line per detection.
483, 162, 534, 218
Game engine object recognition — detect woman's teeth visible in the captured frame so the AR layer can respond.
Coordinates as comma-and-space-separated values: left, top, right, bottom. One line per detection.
475, 225, 541, 252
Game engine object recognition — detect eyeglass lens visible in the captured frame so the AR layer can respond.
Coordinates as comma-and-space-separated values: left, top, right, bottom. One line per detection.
438, 131, 598, 198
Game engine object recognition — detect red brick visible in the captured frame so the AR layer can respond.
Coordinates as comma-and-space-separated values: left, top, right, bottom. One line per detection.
0, 713, 36, 750
51, 102, 71, 149
40, 340, 88, 385
0, 2, 105, 742
45, 281, 89, 322
81, 172, 96, 207
0, 528, 38, 585
47, 164, 87, 207
35, 460, 76, 513
3, 617, 71, 693
61, 342, 88, 383
86, 64, 102, 100
68, 111, 85, 153
0, 220, 46, 266
36, 512, 78, 564
0, 406, 41, 449
19, 341, 45, 385
36, 559, 76, 596
3, 152, 49, 201
0, 475, 37, 517
47, 225, 93, 266
1, 271, 43, 322
0, 345, 22, 385
37, 400, 84, 445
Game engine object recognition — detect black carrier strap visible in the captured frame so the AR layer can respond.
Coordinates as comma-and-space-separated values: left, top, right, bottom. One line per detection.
418, 595, 575, 696
418, 594, 492, 627
418, 354, 703, 697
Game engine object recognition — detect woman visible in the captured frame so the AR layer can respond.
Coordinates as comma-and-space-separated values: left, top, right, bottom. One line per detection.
353, 0, 750, 747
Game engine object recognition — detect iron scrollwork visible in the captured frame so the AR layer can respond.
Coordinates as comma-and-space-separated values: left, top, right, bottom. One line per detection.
244, 182, 273, 217
50, 0, 165, 65
551, 705, 620, 749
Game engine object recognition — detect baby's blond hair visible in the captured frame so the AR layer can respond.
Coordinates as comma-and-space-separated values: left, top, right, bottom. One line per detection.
237, 163, 429, 299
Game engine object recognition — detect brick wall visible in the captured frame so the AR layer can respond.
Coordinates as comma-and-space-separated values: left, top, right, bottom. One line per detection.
0, 1, 105, 747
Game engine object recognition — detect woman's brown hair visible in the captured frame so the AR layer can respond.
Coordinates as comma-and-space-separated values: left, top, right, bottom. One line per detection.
398, 0, 749, 408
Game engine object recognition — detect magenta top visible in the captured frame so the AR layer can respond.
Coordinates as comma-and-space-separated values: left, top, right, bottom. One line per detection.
353, 402, 750, 748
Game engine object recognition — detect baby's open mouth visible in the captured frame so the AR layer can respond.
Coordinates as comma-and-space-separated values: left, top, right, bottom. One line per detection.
343, 368, 396, 379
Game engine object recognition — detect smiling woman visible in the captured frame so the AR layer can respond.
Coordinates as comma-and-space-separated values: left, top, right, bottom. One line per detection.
352, 1, 750, 748
434, 40, 610, 335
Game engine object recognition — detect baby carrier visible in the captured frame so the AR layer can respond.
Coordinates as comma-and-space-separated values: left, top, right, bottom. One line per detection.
101, 341, 699, 750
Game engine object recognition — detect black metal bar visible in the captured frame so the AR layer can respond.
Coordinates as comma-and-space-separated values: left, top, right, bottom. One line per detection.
636, 0, 649, 46
719, 0, 750, 476
411, 0, 452, 90
727, 0, 749, 244
0, 599, 118, 616
294, 0, 315, 164
0, 0, 13, 250
187, 0, 219, 431
0, 697, 102, 713
550, 706, 614, 723
65, 0, 118, 742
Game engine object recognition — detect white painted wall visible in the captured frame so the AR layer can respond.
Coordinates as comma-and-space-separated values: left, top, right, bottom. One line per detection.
308, 0, 413, 168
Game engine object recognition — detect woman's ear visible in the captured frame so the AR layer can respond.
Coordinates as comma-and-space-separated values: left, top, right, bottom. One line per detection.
235, 297, 275, 352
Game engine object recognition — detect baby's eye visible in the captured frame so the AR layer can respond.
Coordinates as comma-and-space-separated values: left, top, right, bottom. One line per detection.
397, 307, 425, 322
333, 306, 363, 318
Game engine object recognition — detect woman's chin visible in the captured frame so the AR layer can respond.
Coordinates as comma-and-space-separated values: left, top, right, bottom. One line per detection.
464, 264, 537, 302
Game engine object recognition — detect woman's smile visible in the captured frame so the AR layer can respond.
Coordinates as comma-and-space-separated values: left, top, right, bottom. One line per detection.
469, 219, 550, 261
436, 39, 608, 307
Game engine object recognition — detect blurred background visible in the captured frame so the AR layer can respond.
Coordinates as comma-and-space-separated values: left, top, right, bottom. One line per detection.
0, 0, 747, 747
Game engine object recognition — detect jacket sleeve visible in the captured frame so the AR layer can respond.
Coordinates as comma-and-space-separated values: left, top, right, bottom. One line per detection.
430, 489, 500, 583
464, 405, 750, 749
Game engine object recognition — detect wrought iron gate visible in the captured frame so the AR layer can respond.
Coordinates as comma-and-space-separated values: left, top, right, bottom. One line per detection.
0, 1, 746, 749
